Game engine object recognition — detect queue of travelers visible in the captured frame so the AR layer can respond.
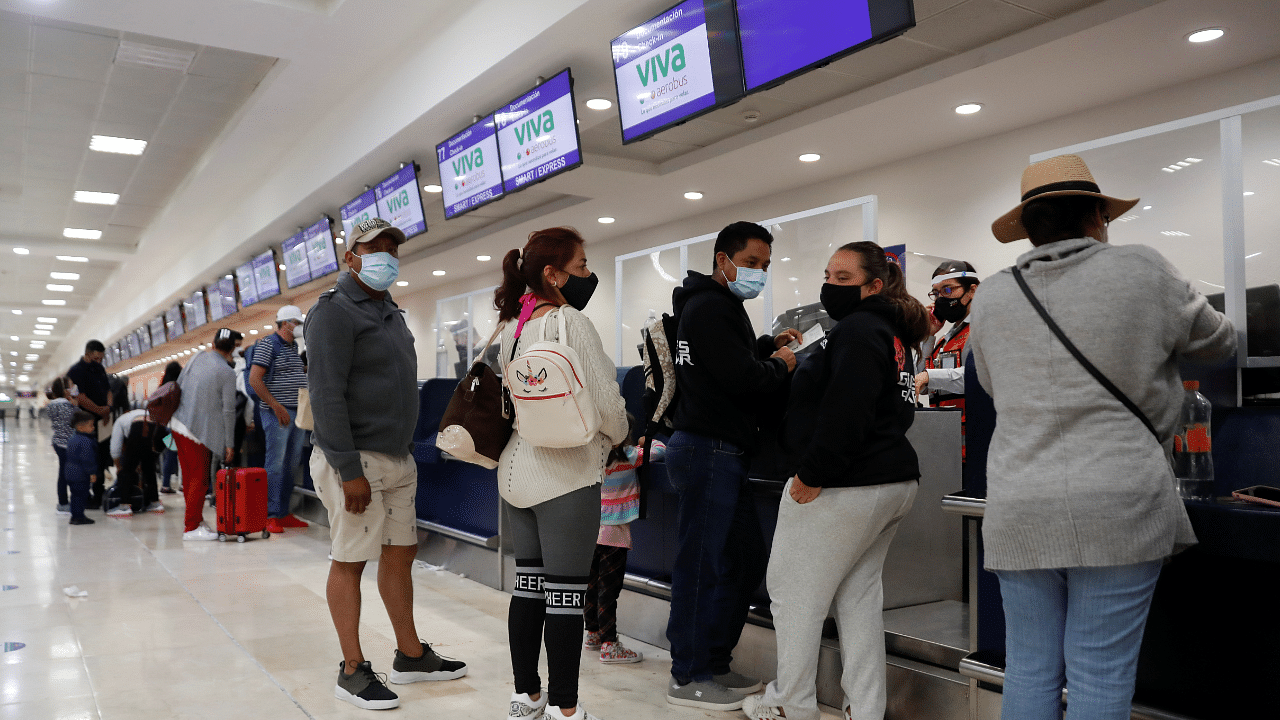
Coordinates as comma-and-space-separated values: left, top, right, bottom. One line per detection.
37, 154, 1233, 720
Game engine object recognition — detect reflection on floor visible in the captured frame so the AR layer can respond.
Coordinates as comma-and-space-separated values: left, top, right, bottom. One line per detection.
0, 417, 842, 719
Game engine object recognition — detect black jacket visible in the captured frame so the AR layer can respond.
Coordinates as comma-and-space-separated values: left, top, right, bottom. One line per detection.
671, 272, 790, 449
783, 295, 920, 488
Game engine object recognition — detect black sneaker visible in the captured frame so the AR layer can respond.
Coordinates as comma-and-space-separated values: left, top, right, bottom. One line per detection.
335, 661, 399, 710
69, 516, 96, 525
389, 641, 468, 684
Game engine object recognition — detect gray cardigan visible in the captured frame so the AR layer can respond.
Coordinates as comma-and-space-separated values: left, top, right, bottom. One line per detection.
173, 350, 237, 453
968, 238, 1235, 571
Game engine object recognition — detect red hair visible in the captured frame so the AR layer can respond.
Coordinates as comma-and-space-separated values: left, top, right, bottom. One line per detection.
494, 227, 584, 321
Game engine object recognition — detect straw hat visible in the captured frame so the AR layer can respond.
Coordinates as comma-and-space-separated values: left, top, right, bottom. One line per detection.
992, 154, 1139, 243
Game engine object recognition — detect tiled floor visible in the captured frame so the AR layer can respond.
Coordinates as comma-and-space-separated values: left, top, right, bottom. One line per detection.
0, 417, 842, 720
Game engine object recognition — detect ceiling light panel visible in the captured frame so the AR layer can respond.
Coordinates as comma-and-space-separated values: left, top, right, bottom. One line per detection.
115, 41, 197, 72
63, 228, 102, 240
90, 135, 148, 155
74, 191, 120, 205
50, 272, 80, 280
56, 256, 89, 262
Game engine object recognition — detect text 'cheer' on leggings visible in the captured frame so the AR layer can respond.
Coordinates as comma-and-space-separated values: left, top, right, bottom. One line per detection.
503, 484, 600, 710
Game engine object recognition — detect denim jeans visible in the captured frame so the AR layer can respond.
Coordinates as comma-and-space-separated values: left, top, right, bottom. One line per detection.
665, 431, 767, 684
161, 448, 177, 488
259, 405, 307, 518
995, 561, 1163, 720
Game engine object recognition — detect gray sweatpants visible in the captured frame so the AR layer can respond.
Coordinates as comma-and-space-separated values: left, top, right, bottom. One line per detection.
760, 479, 918, 720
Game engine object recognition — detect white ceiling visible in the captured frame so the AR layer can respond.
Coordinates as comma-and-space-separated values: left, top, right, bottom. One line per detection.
0, 0, 1277, 386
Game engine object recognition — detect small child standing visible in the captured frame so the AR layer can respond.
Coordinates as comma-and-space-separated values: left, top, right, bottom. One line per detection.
65, 410, 99, 526
583, 435, 664, 664
47, 377, 77, 515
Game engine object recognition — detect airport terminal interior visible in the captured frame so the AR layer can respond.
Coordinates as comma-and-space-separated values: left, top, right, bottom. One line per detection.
2, 0, 1279, 718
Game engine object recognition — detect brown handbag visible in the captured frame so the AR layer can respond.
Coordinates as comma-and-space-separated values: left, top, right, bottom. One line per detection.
437, 324, 516, 469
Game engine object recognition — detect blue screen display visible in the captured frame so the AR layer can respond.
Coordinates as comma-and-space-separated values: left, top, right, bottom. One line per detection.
737, 0, 875, 91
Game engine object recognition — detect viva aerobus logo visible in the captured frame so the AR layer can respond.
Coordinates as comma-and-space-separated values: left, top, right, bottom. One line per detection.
634, 43, 686, 105
514, 111, 555, 147
451, 149, 483, 190
384, 188, 411, 213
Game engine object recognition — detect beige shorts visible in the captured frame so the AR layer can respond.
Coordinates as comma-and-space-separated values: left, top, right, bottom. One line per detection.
311, 448, 418, 563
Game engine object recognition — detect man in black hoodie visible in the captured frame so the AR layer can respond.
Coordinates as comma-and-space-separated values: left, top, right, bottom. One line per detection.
664, 221, 800, 712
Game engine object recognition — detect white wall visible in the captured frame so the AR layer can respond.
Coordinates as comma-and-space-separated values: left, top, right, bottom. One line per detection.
395, 55, 1280, 376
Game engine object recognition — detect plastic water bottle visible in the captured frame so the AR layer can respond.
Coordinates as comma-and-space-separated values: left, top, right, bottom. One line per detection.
1173, 380, 1214, 500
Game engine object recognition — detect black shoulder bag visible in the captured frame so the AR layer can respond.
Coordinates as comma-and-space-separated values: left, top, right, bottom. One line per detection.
1011, 265, 1158, 439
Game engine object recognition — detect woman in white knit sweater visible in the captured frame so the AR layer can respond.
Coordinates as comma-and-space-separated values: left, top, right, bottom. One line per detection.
495, 227, 628, 720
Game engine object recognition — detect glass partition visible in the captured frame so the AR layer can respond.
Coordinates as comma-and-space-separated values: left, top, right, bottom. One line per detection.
436, 295, 471, 380
614, 196, 877, 363
1241, 105, 1280, 366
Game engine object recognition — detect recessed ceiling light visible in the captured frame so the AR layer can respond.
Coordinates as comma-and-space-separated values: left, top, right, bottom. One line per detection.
56, 255, 88, 262
63, 228, 102, 240
1143, 205, 1153, 210
396, 281, 409, 287
34, 324, 53, 330
1185, 157, 1203, 163
33, 330, 49, 336
597, 217, 616, 224
1161, 168, 1176, 173
1187, 28, 1224, 43
1244, 191, 1255, 196
684, 191, 704, 200
50, 272, 80, 281
13, 247, 29, 255
1265, 159, 1280, 166
476, 255, 492, 262
432, 270, 446, 276
10, 310, 20, 315
423, 184, 443, 193
955, 103, 983, 115
586, 98, 613, 111
798, 153, 821, 162
249, 331, 258, 335
1246, 252, 1262, 259
90, 135, 147, 155
780, 257, 791, 261
37, 317, 56, 323
277, 264, 285, 271
8, 336, 16, 341
41, 300, 66, 306
1175, 161, 1191, 167
46, 284, 74, 292
73, 191, 119, 205
335, 238, 344, 244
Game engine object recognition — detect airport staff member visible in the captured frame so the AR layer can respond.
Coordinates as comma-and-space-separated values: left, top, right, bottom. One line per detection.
915, 261, 979, 458
306, 217, 467, 712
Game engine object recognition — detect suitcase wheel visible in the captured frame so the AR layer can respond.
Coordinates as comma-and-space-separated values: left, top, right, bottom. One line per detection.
218, 533, 227, 542
237, 534, 246, 543
261, 530, 271, 539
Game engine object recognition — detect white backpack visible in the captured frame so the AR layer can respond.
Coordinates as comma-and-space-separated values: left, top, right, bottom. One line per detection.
505, 309, 601, 448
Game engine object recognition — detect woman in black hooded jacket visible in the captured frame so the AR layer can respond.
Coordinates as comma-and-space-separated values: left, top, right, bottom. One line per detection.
743, 242, 932, 720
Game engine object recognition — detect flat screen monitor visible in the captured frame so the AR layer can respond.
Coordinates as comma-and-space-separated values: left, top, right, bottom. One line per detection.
612, 0, 744, 144
185, 290, 207, 330
736, 0, 915, 93
217, 277, 237, 318
375, 165, 428, 240
165, 304, 184, 342
206, 283, 226, 323
126, 333, 139, 358
495, 68, 583, 193
282, 230, 312, 289
251, 250, 281, 303
149, 317, 165, 348
304, 217, 339, 279
137, 327, 151, 353
1206, 284, 1280, 357
437, 114, 505, 219
236, 262, 259, 308
341, 189, 377, 239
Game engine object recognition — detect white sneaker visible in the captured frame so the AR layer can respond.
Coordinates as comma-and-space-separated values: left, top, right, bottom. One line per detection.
55, 504, 71, 516
544, 705, 601, 720
145, 502, 165, 513
508, 690, 548, 719
106, 505, 132, 517
183, 525, 219, 541
742, 695, 786, 720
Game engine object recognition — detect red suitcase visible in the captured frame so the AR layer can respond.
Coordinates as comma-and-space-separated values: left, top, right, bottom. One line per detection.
215, 467, 270, 542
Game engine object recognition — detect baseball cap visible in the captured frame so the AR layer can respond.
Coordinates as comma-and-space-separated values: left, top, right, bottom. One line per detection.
276, 305, 305, 323
215, 328, 244, 343
347, 217, 406, 247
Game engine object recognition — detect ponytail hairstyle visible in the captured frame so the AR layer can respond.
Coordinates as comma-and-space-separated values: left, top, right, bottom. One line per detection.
50, 376, 67, 400
838, 241, 932, 346
494, 226, 585, 321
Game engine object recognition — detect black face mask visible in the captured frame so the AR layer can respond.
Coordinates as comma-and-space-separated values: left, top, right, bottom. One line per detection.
559, 272, 599, 312
820, 283, 865, 321
933, 294, 970, 324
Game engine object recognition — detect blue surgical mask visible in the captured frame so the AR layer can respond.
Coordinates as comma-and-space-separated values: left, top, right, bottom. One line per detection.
723, 260, 767, 300
356, 252, 399, 291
